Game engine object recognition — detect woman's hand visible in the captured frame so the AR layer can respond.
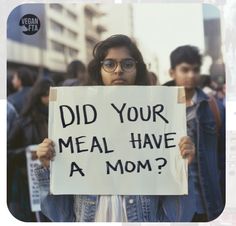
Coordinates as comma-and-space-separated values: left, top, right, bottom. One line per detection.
36, 138, 55, 168
178, 136, 195, 164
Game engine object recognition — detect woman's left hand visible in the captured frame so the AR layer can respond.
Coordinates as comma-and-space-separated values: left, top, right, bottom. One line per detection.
178, 136, 195, 164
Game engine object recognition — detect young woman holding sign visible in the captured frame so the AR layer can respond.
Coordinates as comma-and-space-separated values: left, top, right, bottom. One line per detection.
36, 34, 195, 222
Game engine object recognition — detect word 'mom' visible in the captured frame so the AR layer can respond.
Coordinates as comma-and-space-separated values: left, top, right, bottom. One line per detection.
106, 158, 167, 174
69, 158, 168, 177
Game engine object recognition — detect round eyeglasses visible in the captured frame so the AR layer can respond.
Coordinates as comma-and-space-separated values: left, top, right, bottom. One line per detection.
101, 58, 137, 73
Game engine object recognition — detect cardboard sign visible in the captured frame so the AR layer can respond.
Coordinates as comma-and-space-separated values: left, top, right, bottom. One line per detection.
49, 86, 187, 195
26, 145, 41, 212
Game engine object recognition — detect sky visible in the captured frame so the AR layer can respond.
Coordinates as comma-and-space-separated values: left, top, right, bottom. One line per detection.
132, 3, 205, 83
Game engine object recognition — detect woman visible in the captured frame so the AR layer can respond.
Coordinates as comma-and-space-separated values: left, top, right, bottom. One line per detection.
36, 35, 195, 222
62, 60, 87, 86
8, 77, 54, 222
8, 67, 35, 113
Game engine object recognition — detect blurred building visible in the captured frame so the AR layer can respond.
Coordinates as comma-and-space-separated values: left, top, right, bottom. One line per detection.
132, 3, 205, 84
136, 39, 159, 76
99, 4, 133, 39
203, 4, 225, 85
7, 3, 223, 86
7, 3, 106, 75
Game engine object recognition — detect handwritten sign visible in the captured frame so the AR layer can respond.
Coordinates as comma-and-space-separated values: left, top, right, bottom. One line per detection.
49, 86, 187, 195
26, 145, 41, 212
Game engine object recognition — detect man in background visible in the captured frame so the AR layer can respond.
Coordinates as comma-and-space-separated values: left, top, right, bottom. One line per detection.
168, 45, 225, 221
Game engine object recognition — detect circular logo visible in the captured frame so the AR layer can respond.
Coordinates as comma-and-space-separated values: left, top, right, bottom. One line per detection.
19, 14, 40, 35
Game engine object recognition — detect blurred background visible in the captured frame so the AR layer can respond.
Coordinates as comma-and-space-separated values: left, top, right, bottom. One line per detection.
7, 3, 225, 85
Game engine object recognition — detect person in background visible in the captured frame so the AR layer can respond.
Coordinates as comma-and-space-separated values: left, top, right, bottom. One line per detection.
8, 67, 35, 113
7, 101, 18, 135
7, 74, 15, 96
162, 79, 176, 86
7, 77, 54, 222
62, 60, 87, 86
168, 45, 225, 221
50, 73, 65, 86
217, 83, 226, 107
198, 75, 216, 96
35, 34, 195, 222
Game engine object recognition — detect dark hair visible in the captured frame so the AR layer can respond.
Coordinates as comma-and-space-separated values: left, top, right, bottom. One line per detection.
87, 34, 150, 85
51, 72, 65, 86
15, 67, 35, 86
21, 77, 54, 116
170, 45, 202, 69
7, 74, 15, 96
67, 60, 86, 79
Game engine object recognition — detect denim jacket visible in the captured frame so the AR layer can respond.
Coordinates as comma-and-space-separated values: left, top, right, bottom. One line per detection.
188, 88, 225, 220
35, 88, 224, 222
36, 166, 197, 222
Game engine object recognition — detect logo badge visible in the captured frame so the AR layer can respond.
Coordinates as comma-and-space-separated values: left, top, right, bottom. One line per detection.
19, 14, 40, 35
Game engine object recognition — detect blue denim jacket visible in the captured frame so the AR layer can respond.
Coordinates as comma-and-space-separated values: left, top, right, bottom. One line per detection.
36, 166, 197, 222
189, 88, 224, 220
35, 88, 224, 222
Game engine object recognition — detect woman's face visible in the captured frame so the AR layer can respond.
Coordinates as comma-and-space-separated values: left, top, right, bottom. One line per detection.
100, 47, 137, 86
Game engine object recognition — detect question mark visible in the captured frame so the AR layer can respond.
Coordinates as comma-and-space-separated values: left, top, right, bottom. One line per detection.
155, 158, 167, 174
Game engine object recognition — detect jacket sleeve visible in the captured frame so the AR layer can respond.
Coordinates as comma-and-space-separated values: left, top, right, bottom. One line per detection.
7, 118, 25, 152
7, 102, 18, 136
35, 166, 76, 222
159, 172, 196, 222
7, 118, 28, 174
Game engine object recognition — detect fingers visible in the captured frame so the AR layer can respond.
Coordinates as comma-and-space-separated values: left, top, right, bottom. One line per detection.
179, 143, 194, 156
181, 147, 194, 162
179, 136, 191, 148
178, 136, 195, 164
43, 138, 54, 146
36, 138, 55, 168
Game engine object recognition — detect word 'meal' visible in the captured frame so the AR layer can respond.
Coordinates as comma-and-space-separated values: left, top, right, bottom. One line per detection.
58, 132, 176, 154
59, 103, 169, 128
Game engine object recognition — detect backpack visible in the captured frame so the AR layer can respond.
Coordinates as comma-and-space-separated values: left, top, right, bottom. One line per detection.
208, 95, 225, 202
208, 96, 222, 137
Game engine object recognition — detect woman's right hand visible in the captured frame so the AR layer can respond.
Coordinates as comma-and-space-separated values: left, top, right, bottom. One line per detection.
36, 138, 55, 168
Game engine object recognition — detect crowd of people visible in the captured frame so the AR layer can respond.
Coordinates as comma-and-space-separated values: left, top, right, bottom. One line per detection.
7, 34, 225, 222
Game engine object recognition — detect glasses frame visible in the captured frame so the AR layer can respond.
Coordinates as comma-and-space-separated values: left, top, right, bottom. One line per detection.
100, 58, 138, 73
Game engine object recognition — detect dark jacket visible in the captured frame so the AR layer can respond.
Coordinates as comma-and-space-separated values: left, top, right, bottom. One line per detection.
7, 109, 48, 222
162, 83, 225, 220
8, 87, 31, 114
7, 102, 18, 135
193, 88, 225, 220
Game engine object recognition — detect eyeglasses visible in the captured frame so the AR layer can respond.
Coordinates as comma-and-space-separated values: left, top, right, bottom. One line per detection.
100, 58, 137, 73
